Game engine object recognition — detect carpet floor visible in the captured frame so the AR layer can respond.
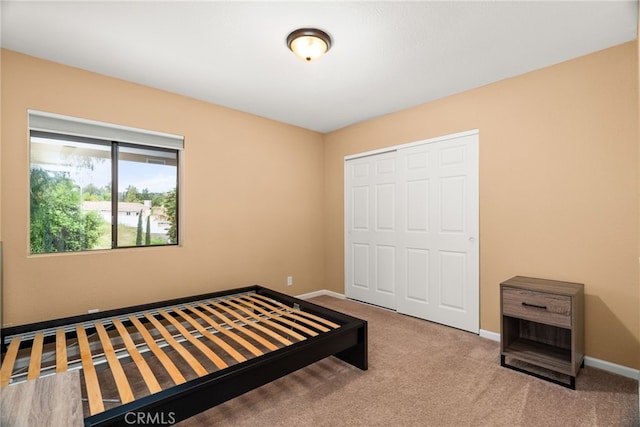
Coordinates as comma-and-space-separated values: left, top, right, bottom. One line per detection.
178, 296, 639, 427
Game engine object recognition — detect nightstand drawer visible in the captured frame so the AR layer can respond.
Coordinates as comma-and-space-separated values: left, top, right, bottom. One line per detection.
502, 287, 571, 328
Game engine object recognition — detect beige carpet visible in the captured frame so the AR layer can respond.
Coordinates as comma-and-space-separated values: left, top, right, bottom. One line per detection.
177, 295, 639, 427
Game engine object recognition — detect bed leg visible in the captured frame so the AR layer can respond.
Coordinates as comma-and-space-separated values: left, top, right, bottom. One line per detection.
335, 323, 368, 370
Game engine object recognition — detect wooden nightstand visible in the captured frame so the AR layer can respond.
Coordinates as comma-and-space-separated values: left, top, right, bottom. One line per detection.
500, 276, 584, 389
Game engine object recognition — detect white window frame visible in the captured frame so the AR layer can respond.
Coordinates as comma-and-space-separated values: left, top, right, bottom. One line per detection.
28, 110, 184, 253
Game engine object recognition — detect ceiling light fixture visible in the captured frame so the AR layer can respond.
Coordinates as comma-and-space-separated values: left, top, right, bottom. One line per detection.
286, 28, 332, 62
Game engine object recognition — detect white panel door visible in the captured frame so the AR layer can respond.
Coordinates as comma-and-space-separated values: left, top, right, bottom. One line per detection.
345, 151, 399, 309
345, 131, 478, 333
397, 134, 479, 333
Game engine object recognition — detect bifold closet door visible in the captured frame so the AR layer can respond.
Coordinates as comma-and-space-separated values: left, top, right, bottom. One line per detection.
344, 151, 399, 309
345, 131, 479, 333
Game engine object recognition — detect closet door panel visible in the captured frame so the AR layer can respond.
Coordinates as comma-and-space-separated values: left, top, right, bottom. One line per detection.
345, 152, 398, 309
397, 133, 479, 333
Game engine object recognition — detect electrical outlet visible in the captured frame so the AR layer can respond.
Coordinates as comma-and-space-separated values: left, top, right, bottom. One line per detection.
287, 276, 293, 287
88, 308, 99, 314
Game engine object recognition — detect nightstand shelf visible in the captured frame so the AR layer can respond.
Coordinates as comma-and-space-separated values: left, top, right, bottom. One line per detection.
502, 336, 572, 371
500, 276, 584, 389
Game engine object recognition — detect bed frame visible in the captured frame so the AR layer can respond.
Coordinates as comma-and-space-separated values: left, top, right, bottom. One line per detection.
0, 285, 368, 426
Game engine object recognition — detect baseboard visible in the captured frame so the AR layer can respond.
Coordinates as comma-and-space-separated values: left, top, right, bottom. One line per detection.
479, 329, 500, 342
583, 356, 640, 380
296, 289, 346, 300
300, 292, 640, 381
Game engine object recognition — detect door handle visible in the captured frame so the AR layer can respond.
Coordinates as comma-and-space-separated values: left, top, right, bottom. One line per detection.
468, 236, 475, 242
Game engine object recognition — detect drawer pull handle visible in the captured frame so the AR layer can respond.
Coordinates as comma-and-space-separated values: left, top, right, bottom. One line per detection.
522, 302, 547, 310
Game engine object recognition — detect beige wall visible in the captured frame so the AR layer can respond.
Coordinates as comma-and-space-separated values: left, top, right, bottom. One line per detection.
2, 41, 639, 370
324, 42, 639, 369
1, 49, 325, 326
637, 7, 640, 376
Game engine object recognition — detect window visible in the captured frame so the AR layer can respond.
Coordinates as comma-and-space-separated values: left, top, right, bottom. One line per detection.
28, 111, 183, 254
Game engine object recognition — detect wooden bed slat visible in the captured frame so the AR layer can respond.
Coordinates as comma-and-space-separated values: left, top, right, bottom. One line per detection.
76, 325, 105, 415
251, 293, 341, 329
0, 337, 22, 387
111, 319, 162, 395
55, 329, 68, 373
26, 333, 45, 380
183, 305, 264, 357
144, 313, 209, 376
233, 297, 318, 337
244, 295, 332, 332
215, 299, 307, 342
157, 310, 231, 368
198, 302, 281, 350
221, 298, 308, 340
95, 323, 135, 404
128, 316, 186, 386
171, 308, 247, 363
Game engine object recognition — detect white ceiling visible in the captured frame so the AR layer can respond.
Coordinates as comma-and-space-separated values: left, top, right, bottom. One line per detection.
1, 1, 637, 133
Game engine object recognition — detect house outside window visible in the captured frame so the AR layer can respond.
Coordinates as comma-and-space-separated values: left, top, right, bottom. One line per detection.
28, 110, 183, 254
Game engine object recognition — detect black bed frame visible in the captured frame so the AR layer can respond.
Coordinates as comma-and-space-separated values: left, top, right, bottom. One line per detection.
0, 285, 368, 426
